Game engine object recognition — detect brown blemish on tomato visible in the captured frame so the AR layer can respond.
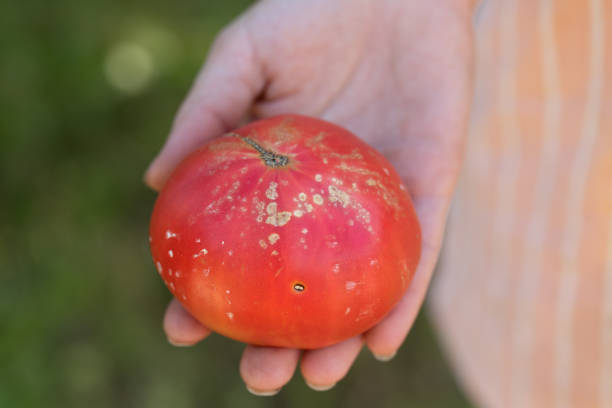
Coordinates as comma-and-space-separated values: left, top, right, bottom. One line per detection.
292, 281, 306, 292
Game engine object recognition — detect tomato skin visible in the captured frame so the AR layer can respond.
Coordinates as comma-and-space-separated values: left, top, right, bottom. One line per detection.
149, 114, 421, 349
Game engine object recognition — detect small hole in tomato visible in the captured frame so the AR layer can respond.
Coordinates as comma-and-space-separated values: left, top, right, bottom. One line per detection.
292, 282, 305, 292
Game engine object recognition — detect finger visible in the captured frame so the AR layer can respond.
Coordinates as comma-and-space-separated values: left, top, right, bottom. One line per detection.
145, 22, 265, 191
239, 346, 300, 396
300, 335, 363, 391
364, 196, 450, 360
163, 298, 212, 346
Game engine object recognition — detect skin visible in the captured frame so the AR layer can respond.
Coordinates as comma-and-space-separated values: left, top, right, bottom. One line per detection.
145, 0, 474, 395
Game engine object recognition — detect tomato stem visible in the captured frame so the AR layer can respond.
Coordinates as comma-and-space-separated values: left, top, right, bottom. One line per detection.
232, 133, 289, 168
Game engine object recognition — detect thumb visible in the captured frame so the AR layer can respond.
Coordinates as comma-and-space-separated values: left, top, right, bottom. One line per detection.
144, 23, 264, 191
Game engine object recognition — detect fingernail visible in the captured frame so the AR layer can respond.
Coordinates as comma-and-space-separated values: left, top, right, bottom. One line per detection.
306, 381, 336, 392
143, 159, 163, 191
143, 162, 156, 187
167, 337, 193, 347
246, 385, 281, 396
373, 351, 397, 362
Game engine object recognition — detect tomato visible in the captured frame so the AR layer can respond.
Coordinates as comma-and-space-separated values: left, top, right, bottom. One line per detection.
149, 114, 421, 349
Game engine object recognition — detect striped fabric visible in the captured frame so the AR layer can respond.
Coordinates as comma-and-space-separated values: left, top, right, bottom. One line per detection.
429, 0, 611, 407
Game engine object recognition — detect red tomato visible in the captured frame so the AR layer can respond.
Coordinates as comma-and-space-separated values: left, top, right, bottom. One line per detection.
149, 115, 421, 349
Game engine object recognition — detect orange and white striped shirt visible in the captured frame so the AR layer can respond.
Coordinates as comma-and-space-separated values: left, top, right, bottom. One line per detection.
430, 0, 611, 407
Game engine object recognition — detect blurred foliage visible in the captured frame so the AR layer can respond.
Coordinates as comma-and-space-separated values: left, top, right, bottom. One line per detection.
0, 0, 472, 406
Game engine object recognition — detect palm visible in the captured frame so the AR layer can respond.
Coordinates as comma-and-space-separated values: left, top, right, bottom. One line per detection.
249, 0, 472, 242
146, 0, 473, 394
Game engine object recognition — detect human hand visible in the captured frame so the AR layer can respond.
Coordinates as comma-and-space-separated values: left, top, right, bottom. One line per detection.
145, 0, 474, 395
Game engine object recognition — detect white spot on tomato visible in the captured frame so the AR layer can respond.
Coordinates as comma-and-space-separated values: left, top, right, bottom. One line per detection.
266, 202, 277, 214
168, 249, 174, 258
268, 233, 280, 245
165, 230, 177, 239
312, 194, 324, 205
328, 185, 350, 208
226, 312, 234, 320
293, 209, 304, 218
315, 174, 322, 182
259, 239, 268, 249
265, 202, 292, 227
266, 182, 279, 200
193, 248, 208, 258
355, 308, 371, 322
326, 235, 338, 248
298, 193, 307, 201
345, 281, 357, 291
156, 261, 163, 274
345, 307, 351, 315
301, 228, 308, 234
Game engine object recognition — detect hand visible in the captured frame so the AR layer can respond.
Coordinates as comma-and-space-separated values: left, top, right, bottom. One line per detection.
145, 0, 474, 395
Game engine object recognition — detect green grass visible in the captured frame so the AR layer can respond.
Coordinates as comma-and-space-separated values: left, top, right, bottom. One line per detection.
0, 0, 472, 406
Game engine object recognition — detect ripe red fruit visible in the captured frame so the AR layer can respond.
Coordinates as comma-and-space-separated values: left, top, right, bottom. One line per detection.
149, 115, 421, 349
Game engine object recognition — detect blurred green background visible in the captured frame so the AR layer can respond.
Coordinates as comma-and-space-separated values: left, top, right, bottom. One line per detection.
0, 0, 472, 406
